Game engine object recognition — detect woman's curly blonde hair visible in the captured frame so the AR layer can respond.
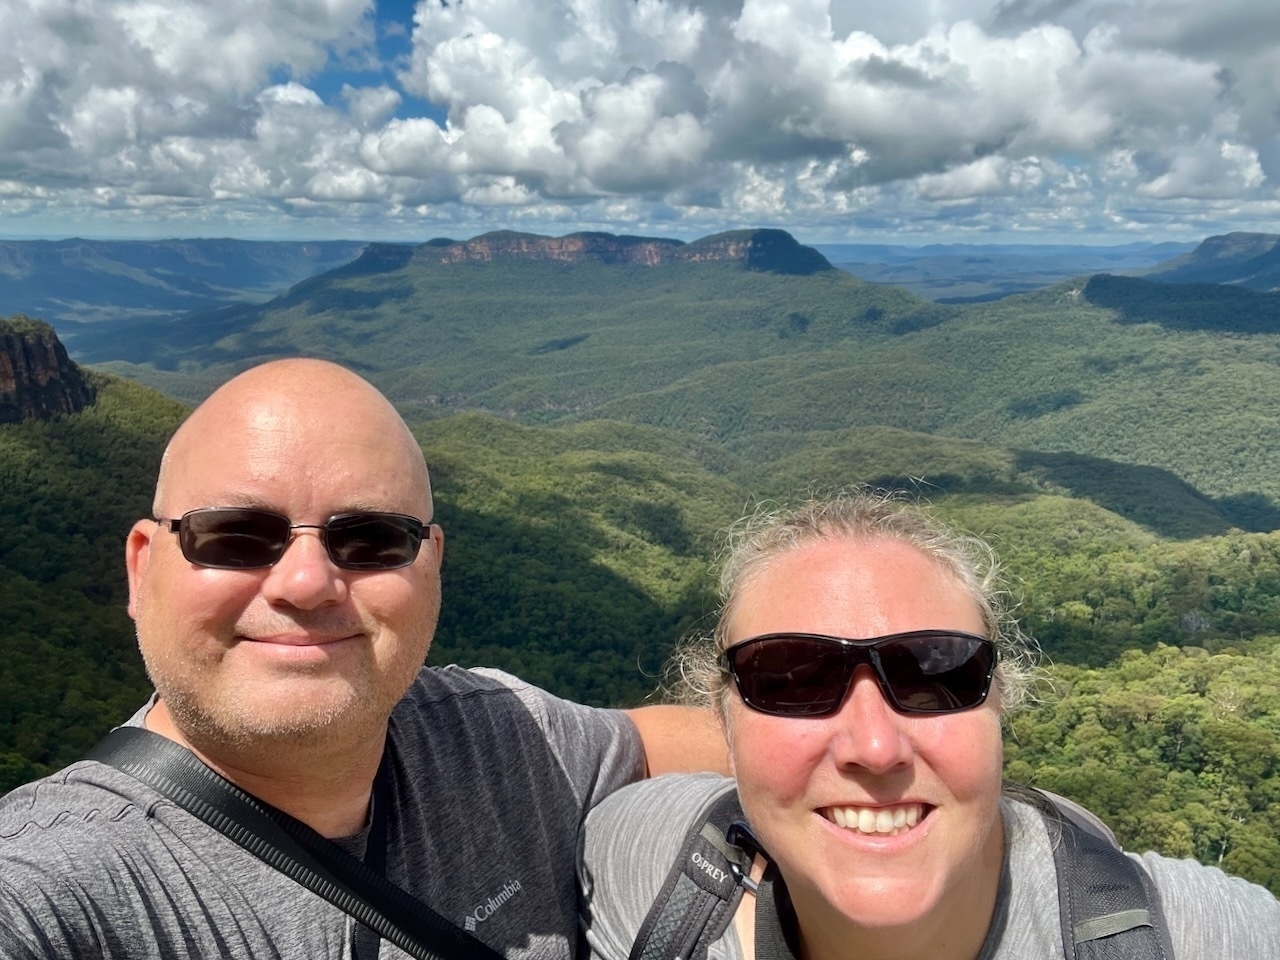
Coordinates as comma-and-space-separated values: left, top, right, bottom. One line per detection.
667, 488, 1039, 721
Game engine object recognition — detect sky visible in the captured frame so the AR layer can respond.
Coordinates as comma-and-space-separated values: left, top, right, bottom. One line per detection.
2, 0, 1278, 245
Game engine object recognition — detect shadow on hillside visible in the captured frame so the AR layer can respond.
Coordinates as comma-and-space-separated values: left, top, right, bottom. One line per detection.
1014, 451, 1280, 537
1082, 274, 1280, 333
66, 300, 261, 366
429, 495, 710, 708
855, 472, 1032, 499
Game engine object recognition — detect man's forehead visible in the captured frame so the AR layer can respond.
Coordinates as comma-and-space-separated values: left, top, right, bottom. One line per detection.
166, 430, 423, 487
156, 379, 431, 516
174, 380, 405, 456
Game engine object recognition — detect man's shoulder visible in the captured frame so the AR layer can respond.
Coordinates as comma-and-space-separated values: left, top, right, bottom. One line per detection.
2, 760, 141, 826
404, 670, 535, 706
398, 665, 630, 736
0, 759, 184, 893
396, 665, 555, 726
398, 663, 637, 743
391, 665, 645, 815
1, 758, 211, 848
0, 759, 348, 959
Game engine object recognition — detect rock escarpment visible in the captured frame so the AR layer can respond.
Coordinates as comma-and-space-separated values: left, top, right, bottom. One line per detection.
0, 316, 96, 424
411, 228, 833, 275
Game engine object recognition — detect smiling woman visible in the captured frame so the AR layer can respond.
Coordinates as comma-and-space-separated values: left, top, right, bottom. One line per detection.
578, 491, 1280, 960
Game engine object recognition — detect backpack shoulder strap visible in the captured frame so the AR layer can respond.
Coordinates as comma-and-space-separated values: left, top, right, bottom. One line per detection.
628, 786, 755, 960
1037, 791, 1176, 960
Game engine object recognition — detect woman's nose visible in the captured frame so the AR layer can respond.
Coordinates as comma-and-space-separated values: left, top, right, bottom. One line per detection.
827, 665, 915, 773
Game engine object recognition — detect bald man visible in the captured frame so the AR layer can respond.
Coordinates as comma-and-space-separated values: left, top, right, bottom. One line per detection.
0, 359, 724, 959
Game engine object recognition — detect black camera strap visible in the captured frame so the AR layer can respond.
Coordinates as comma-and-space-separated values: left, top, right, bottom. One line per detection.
85, 725, 505, 960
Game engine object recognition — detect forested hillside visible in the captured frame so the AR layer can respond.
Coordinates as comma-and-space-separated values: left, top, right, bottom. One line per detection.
0, 374, 182, 787
62, 230, 1280, 516
1007, 638, 1280, 892
3, 372, 1279, 893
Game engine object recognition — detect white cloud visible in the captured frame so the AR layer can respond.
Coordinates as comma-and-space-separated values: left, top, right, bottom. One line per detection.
460, 175, 537, 206
2, 0, 1278, 240
1138, 138, 1265, 200
112, 0, 373, 96
917, 156, 1021, 200
360, 117, 450, 176
343, 84, 402, 129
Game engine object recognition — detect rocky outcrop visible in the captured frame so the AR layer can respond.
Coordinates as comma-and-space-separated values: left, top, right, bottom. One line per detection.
413, 231, 686, 267
412, 228, 833, 275
0, 316, 96, 424
679, 229, 834, 275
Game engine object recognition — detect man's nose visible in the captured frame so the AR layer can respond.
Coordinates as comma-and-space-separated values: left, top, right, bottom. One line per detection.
259, 529, 348, 609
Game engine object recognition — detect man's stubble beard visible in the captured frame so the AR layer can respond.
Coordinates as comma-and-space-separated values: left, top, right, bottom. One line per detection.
134, 568, 441, 761
137, 627, 432, 763
142, 641, 392, 758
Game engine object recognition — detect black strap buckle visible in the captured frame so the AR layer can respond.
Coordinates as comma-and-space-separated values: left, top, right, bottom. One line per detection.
725, 819, 766, 893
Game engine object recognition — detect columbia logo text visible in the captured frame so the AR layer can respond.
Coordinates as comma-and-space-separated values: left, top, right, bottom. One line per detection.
466, 879, 524, 928
690, 851, 727, 883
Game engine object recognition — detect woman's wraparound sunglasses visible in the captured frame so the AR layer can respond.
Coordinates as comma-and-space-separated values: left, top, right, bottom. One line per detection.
157, 507, 428, 571
721, 629, 997, 718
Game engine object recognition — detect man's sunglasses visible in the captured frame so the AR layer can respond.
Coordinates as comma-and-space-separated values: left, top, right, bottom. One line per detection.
721, 629, 997, 718
157, 508, 428, 571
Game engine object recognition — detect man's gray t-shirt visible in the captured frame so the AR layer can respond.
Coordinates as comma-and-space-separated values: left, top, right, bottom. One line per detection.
579, 774, 1280, 960
0, 665, 646, 959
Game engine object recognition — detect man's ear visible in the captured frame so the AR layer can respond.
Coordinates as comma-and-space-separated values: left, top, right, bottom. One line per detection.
428, 523, 444, 571
125, 520, 158, 621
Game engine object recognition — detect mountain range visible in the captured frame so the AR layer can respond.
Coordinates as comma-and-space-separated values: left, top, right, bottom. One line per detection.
1143, 232, 1280, 290
814, 239, 1197, 302
29, 229, 1278, 523
0, 237, 366, 327
2, 231, 1255, 334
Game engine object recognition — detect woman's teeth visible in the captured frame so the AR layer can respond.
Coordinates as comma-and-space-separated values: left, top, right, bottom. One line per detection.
825, 803, 923, 836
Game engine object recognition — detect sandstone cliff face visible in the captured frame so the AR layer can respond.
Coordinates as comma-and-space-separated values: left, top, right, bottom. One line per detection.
412, 228, 833, 275
413, 231, 686, 267
679, 229, 833, 275
0, 317, 96, 424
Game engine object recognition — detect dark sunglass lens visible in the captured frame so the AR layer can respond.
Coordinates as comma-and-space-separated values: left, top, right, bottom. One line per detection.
879, 633, 994, 712
731, 637, 851, 717
181, 510, 289, 569
325, 514, 423, 570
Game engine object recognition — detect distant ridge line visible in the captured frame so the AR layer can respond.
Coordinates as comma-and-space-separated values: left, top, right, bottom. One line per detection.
409, 228, 833, 275
1142, 231, 1280, 291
